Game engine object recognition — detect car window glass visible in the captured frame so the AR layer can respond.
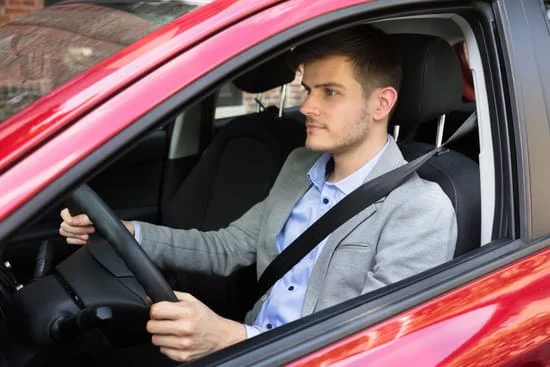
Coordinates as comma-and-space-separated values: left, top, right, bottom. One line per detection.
214, 72, 305, 119
0, 1, 202, 122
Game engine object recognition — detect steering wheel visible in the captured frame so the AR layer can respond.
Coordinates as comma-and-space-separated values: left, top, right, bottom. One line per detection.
66, 184, 177, 303
3, 184, 178, 366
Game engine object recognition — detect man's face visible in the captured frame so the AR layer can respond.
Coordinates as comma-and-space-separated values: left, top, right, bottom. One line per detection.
300, 55, 375, 155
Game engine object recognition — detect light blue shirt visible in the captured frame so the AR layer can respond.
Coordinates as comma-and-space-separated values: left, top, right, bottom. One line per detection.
134, 138, 390, 338
246, 138, 390, 337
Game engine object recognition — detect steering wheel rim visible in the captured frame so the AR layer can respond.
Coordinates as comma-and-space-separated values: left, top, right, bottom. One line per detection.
66, 184, 177, 303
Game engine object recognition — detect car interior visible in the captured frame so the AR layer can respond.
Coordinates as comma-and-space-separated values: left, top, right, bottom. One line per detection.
150, 28, 484, 322
0, 8, 496, 367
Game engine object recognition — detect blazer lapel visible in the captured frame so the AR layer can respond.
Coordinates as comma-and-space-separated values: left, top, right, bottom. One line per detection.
302, 138, 408, 315
262, 149, 321, 266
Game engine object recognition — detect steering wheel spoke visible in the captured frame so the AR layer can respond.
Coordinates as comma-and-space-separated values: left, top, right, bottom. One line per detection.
66, 184, 176, 303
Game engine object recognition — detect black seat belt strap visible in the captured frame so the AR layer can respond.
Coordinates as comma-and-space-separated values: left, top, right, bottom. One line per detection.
252, 112, 477, 304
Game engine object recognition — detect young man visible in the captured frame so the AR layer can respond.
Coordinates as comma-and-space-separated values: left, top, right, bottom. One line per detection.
59, 25, 457, 362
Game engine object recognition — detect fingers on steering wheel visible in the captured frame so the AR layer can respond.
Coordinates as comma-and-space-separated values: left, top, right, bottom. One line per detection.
61, 208, 94, 227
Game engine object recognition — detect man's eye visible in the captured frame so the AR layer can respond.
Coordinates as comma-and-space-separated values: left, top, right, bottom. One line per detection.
325, 89, 337, 96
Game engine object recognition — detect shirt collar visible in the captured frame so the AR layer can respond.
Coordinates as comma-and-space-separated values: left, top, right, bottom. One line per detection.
307, 136, 391, 195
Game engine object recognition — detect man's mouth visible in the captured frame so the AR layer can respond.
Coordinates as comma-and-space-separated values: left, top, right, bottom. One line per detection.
306, 120, 326, 131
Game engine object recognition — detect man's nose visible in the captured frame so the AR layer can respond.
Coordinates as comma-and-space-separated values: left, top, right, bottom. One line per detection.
300, 95, 320, 117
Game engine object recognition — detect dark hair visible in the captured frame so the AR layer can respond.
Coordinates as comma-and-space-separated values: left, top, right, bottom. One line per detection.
289, 25, 402, 98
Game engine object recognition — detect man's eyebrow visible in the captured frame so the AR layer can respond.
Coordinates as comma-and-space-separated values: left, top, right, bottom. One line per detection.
301, 81, 346, 89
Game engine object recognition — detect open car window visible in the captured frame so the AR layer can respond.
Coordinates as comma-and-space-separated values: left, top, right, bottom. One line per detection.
214, 74, 305, 120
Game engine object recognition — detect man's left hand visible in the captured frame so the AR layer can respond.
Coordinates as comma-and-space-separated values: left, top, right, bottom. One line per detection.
147, 291, 246, 362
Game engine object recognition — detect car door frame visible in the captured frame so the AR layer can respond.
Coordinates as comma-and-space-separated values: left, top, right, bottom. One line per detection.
493, 0, 550, 240
1, 0, 549, 365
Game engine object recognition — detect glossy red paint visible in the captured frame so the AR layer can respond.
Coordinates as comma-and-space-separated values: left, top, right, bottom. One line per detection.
287, 247, 550, 367
0, 0, 287, 173
0, 0, 370, 218
1, 2, 548, 366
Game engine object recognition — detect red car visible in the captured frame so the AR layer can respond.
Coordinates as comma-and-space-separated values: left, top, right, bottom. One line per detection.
1, 0, 549, 366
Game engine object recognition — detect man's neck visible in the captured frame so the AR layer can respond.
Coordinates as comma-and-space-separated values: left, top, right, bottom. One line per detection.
328, 134, 388, 182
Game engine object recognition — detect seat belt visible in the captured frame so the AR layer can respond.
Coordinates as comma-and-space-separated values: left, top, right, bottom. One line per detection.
252, 112, 477, 304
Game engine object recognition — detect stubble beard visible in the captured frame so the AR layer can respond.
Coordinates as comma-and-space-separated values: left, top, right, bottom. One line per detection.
332, 105, 371, 156
305, 105, 371, 154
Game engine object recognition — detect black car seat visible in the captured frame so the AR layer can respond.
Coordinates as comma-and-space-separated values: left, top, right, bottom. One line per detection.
403, 40, 479, 162
390, 34, 482, 256
161, 53, 305, 320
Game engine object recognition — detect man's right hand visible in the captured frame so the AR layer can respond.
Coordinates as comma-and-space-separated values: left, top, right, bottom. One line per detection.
59, 208, 135, 245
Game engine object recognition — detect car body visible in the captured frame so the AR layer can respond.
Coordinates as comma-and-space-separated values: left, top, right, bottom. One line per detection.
0, 0, 549, 366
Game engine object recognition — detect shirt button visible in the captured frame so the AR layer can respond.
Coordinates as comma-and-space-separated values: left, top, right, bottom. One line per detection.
288, 285, 294, 291
266, 323, 273, 329
323, 198, 329, 204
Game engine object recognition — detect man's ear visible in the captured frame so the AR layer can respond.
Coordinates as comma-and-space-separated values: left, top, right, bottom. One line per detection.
372, 86, 398, 121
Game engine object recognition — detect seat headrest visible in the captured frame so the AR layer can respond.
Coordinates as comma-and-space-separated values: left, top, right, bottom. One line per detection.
233, 53, 296, 93
391, 34, 462, 130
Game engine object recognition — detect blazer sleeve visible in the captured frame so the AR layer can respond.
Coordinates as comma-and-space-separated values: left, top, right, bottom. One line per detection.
361, 181, 458, 294
135, 199, 265, 276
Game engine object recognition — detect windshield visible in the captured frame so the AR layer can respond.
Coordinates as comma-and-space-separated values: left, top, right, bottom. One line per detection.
0, 0, 203, 122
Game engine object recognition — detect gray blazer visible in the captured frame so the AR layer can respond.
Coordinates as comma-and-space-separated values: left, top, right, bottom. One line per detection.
137, 139, 457, 324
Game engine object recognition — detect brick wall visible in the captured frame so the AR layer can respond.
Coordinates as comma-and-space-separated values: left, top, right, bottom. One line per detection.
0, 0, 43, 25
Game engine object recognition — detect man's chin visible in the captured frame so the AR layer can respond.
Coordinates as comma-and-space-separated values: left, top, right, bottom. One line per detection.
305, 141, 332, 153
